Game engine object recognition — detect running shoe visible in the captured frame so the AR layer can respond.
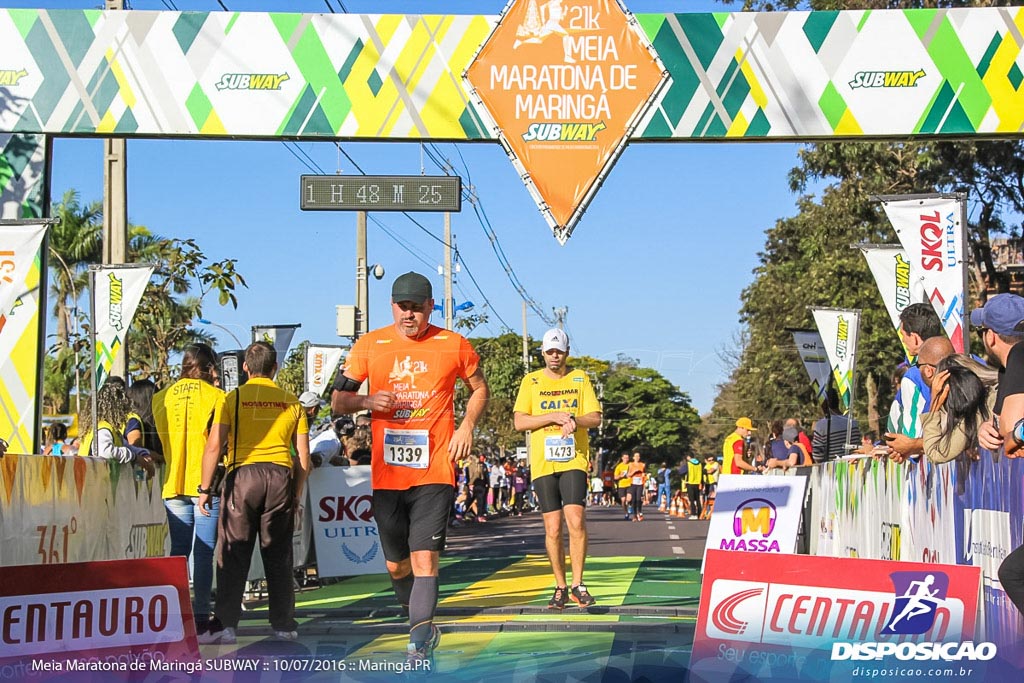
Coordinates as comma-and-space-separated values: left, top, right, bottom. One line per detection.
570, 584, 596, 608
547, 586, 569, 610
197, 618, 236, 645
405, 625, 441, 676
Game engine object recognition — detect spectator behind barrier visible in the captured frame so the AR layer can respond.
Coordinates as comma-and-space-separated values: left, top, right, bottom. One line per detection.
921, 355, 997, 464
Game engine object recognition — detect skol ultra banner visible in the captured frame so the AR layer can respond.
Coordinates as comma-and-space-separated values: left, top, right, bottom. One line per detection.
881, 194, 967, 353
791, 329, 831, 401
0, 221, 47, 323
692, 550, 987, 683
308, 466, 385, 577
810, 308, 860, 411
306, 344, 346, 396
91, 265, 153, 386
464, 0, 666, 242
252, 324, 300, 369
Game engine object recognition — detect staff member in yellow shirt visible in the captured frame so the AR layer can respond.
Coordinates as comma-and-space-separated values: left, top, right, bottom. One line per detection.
514, 329, 602, 610
152, 343, 224, 635
613, 452, 631, 518
197, 341, 311, 644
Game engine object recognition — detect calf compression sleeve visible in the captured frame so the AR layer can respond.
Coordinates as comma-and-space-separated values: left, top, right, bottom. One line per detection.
409, 576, 439, 646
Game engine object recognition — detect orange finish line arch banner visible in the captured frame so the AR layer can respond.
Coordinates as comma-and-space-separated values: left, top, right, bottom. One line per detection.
464, 0, 666, 242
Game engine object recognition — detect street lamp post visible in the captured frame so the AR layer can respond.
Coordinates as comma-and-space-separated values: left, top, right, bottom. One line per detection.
196, 318, 244, 349
49, 250, 81, 419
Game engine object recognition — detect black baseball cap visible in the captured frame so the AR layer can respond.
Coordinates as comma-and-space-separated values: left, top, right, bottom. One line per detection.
391, 272, 432, 303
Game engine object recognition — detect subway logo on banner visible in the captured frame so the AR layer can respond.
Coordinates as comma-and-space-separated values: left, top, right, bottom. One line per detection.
216, 73, 290, 91
894, 253, 912, 311
836, 316, 849, 360
0, 69, 28, 86
108, 272, 124, 332
522, 121, 607, 142
849, 69, 926, 88
706, 576, 967, 648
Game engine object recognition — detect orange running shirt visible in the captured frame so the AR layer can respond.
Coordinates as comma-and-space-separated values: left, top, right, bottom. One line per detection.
343, 324, 480, 490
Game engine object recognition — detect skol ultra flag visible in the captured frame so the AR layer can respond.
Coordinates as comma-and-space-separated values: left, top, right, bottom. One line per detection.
91, 264, 153, 385
881, 195, 966, 352
0, 221, 47, 321
306, 344, 345, 395
791, 329, 831, 401
810, 308, 860, 412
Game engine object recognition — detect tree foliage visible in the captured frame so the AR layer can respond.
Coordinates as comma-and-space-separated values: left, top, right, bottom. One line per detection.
702, 0, 1024, 446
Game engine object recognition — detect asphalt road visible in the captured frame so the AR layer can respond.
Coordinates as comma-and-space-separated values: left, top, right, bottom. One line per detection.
445, 501, 710, 560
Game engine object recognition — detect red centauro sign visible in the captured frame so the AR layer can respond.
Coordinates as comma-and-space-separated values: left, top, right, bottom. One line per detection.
692, 550, 989, 682
465, 0, 665, 243
0, 557, 198, 676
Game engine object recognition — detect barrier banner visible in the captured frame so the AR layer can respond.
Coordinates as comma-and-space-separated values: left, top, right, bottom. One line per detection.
308, 466, 385, 577
704, 475, 806, 568
810, 307, 859, 411
881, 194, 966, 353
791, 329, 831, 401
691, 550, 985, 683
0, 454, 169, 567
0, 557, 198, 675
306, 344, 346, 396
954, 451, 1024, 655
90, 265, 153, 386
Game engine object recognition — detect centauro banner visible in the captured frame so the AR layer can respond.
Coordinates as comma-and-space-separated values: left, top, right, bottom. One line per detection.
91, 264, 153, 386
881, 194, 967, 353
791, 329, 831, 402
464, 0, 666, 242
306, 344, 346, 396
2, 8, 1024, 242
810, 307, 860, 412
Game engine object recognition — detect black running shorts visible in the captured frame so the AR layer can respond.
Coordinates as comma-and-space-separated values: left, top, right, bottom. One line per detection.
372, 484, 455, 562
533, 469, 588, 513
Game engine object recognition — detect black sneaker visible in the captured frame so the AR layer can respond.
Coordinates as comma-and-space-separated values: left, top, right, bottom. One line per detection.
570, 584, 596, 608
547, 586, 568, 610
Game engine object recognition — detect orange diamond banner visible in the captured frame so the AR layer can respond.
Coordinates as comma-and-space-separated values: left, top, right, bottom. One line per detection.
465, 0, 665, 243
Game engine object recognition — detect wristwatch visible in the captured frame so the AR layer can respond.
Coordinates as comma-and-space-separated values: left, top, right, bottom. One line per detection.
197, 483, 213, 495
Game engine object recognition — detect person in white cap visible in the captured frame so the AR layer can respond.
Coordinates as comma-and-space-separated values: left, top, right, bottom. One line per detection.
513, 328, 602, 610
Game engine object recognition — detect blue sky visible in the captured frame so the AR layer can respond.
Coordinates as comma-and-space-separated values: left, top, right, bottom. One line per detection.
9, 0, 809, 414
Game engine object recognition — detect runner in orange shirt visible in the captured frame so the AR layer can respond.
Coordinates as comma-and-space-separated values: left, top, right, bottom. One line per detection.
331, 272, 489, 669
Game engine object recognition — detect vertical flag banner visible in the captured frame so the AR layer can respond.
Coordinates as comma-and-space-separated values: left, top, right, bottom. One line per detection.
91, 264, 153, 385
306, 344, 346, 396
0, 221, 48, 453
858, 244, 928, 331
790, 329, 831, 401
810, 308, 860, 412
881, 194, 966, 352
252, 324, 301, 371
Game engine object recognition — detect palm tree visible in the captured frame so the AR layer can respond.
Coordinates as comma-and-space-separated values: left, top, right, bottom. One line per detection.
48, 190, 102, 350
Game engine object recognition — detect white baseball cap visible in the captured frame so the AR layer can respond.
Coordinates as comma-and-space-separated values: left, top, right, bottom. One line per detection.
298, 391, 325, 408
542, 328, 569, 353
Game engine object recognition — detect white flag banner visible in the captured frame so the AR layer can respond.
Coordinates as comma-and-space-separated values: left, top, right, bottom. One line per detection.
252, 324, 300, 369
92, 265, 153, 385
0, 221, 47, 321
810, 308, 860, 412
881, 195, 966, 352
791, 330, 831, 401
306, 344, 346, 395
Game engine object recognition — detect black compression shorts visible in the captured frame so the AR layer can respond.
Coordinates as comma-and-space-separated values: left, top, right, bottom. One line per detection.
533, 469, 588, 513
372, 484, 455, 562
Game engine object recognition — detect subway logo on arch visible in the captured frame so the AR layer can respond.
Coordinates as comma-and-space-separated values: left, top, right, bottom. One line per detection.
849, 69, 926, 88
216, 73, 290, 91
522, 121, 607, 142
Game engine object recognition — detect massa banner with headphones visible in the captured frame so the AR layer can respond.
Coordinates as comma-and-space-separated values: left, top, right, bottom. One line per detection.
702, 474, 807, 571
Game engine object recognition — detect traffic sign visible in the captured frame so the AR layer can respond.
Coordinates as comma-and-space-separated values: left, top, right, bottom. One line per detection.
300, 175, 461, 212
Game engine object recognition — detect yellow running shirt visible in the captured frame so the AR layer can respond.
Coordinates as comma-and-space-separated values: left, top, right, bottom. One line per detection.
343, 324, 480, 490
153, 378, 225, 499
513, 368, 601, 479
213, 377, 308, 471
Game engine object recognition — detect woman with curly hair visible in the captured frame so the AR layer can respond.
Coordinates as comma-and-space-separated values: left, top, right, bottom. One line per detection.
78, 381, 155, 476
